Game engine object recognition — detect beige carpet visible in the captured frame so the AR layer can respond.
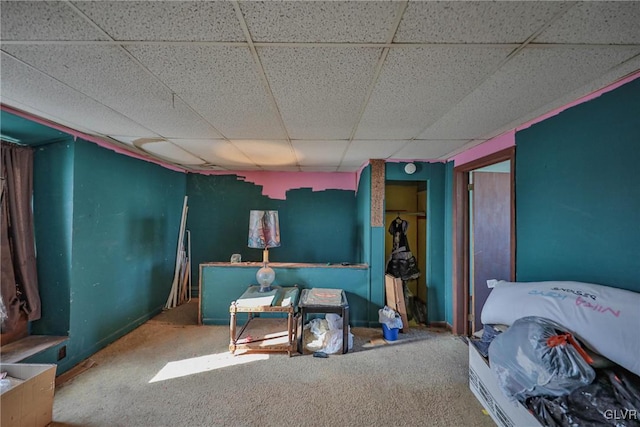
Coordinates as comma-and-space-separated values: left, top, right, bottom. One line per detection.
51, 300, 495, 427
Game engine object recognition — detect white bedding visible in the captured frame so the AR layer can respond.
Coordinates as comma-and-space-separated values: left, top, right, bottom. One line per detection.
481, 280, 640, 377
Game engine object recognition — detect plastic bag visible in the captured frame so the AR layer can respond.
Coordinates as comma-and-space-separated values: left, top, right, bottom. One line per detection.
489, 316, 596, 402
326, 313, 343, 331
323, 329, 344, 354
526, 368, 640, 427
303, 315, 353, 354
378, 306, 403, 329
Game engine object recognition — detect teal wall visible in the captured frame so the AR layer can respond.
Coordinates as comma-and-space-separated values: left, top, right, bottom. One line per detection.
515, 78, 640, 291
385, 162, 447, 323
27, 139, 186, 373
355, 165, 381, 322
186, 174, 358, 294
200, 264, 369, 326
356, 166, 372, 265
32, 139, 74, 336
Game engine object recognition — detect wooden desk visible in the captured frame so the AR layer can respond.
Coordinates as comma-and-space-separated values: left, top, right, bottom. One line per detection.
229, 286, 299, 357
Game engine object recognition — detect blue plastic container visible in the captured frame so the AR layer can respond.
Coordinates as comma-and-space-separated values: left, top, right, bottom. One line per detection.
382, 324, 399, 341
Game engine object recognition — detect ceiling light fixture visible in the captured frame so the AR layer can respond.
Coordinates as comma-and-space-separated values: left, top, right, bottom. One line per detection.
404, 163, 416, 175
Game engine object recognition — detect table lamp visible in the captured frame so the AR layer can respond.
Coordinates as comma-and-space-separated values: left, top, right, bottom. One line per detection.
248, 210, 280, 292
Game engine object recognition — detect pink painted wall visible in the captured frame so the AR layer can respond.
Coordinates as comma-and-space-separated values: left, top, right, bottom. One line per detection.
450, 70, 640, 167
449, 130, 515, 167
203, 170, 357, 200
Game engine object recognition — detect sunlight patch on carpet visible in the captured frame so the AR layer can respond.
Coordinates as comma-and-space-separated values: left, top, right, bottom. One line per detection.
149, 352, 269, 383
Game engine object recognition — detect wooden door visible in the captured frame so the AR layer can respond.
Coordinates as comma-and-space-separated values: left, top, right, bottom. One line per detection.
471, 172, 511, 332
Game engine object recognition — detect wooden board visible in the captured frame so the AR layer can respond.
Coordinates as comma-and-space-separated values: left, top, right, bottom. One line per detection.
55, 359, 96, 387
384, 274, 409, 331
0, 335, 67, 363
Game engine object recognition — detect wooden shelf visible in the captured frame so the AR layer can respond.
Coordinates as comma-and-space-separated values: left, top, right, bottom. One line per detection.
230, 318, 296, 355
0, 335, 68, 363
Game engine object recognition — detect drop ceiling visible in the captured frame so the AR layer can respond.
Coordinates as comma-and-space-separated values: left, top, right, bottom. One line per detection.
1, 1, 639, 172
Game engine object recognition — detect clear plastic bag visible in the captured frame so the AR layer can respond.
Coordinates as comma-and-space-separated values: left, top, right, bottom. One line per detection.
303, 315, 353, 354
326, 313, 343, 331
378, 306, 403, 329
489, 316, 596, 402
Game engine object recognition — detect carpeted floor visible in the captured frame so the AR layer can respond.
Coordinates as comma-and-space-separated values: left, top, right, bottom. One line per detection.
51, 300, 495, 427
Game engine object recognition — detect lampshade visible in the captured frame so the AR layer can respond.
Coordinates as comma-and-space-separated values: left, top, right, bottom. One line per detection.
248, 210, 280, 249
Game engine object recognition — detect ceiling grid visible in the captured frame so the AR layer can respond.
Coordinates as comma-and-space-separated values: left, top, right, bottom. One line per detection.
0, 1, 638, 171
340, 0, 409, 170
231, 0, 297, 170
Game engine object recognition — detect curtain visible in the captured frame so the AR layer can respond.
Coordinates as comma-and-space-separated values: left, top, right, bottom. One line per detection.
1, 142, 41, 333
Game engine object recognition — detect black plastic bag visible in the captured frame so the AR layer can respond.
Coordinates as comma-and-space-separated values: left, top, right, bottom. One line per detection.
526, 368, 640, 427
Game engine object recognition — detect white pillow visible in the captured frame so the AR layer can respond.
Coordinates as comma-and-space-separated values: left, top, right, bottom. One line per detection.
481, 280, 640, 377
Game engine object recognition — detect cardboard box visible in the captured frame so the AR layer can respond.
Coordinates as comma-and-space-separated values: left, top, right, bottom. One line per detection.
1, 363, 57, 427
468, 342, 542, 427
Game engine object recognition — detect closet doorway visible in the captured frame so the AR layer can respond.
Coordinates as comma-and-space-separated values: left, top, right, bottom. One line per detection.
385, 181, 427, 325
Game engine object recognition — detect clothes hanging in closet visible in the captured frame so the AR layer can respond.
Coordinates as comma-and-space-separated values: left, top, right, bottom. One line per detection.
386, 216, 420, 281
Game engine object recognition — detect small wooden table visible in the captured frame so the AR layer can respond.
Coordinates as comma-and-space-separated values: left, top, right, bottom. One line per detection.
229, 285, 299, 357
298, 288, 350, 354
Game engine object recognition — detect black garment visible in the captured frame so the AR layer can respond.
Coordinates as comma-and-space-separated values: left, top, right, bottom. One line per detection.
386, 216, 420, 281
389, 217, 409, 252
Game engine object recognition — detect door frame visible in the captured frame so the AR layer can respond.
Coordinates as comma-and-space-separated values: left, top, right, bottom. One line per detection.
452, 147, 516, 336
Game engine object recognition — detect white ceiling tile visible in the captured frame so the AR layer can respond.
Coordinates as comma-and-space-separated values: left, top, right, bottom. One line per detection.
419, 46, 640, 140
2, 45, 221, 139
239, 1, 399, 43
258, 47, 381, 139
231, 140, 298, 167
0, 53, 156, 137
394, 2, 568, 43
536, 2, 640, 44
126, 45, 285, 139
292, 140, 349, 166
0, 1, 109, 41
170, 139, 254, 167
503, 54, 640, 136
1, 1, 637, 173
355, 46, 513, 140
73, 1, 245, 41
391, 140, 470, 160
342, 140, 408, 166
138, 140, 206, 165
109, 136, 139, 147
